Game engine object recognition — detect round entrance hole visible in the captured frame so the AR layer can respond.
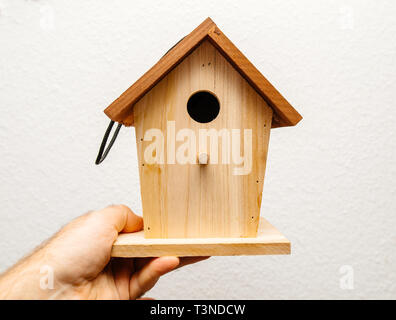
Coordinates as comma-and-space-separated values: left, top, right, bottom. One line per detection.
187, 91, 220, 123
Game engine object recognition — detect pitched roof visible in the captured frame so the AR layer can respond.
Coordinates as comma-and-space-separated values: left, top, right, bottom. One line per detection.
104, 17, 302, 128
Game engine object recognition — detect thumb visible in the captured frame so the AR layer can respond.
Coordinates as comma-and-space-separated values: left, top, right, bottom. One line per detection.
98, 204, 143, 233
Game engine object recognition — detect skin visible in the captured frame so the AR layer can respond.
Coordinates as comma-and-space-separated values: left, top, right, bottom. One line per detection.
0, 205, 208, 299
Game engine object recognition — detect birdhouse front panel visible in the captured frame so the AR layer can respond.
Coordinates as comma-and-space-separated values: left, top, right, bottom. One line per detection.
133, 40, 273, 239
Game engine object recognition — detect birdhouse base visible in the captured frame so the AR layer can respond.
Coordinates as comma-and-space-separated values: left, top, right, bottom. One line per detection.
111, 218, 290, 257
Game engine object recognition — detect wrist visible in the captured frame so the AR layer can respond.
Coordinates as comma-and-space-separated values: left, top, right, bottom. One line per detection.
0, 250, 61, 300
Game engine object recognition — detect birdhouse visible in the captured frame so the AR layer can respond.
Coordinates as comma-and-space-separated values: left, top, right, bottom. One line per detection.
97, 18, 302, 257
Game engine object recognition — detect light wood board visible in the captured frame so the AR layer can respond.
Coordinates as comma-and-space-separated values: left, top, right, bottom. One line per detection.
133, 40, 272, 239
111, 218, 290, 257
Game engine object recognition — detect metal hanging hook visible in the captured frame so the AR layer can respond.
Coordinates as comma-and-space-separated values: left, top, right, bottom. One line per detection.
94, 36, 187, 165
95, 120, 122, 165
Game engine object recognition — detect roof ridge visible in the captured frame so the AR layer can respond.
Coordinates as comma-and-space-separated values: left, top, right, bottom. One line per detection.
104, 17, 302, 128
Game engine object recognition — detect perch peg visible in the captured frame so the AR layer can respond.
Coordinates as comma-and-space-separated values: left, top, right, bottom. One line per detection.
198, 153, 209, 165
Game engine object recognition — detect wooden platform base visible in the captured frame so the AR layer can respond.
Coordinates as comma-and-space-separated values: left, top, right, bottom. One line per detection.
111, 218, 290, 257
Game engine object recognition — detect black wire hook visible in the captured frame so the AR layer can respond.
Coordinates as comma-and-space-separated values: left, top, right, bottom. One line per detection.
95, 120, 122, 165
95, 36, 186, 165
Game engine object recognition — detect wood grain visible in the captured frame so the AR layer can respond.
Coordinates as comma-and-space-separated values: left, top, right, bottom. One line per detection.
134, 40, 272, 239
207, 27, 302, 127
111, 218, 291, 257
104, 17, 302, 128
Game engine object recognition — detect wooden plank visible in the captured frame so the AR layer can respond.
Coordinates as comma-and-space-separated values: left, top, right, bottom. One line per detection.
133, 40, 272, 238
111, 218, 291, 257
103, 17, 302, 128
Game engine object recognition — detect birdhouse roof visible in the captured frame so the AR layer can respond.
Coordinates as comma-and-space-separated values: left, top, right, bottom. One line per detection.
104, 18, 302, 128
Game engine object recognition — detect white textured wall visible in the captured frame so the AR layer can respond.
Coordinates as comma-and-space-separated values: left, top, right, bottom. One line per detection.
1, 0, 395, 299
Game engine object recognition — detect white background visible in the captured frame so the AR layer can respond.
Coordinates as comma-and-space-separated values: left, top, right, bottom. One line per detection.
1, 0, 395, 299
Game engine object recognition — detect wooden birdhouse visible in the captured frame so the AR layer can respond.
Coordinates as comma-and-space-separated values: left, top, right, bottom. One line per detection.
97, 18, 302, 257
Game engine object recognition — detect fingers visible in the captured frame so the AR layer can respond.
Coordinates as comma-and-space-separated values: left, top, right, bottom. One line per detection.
134, 256, 210, 272
134, 257, 153, 271
96, 205, 143, 233
111, 258, 134, 300
177, 256, 210, 269
129, 256, 180, 299
129, 256, 209, 299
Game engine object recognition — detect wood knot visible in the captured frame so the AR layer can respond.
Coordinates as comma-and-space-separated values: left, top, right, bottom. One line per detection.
213, 27, 221, 35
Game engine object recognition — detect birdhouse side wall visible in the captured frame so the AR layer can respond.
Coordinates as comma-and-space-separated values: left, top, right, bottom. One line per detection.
133, 40, 272, 238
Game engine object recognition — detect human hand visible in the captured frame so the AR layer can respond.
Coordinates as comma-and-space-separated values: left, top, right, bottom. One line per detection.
0, 205, 208, 299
